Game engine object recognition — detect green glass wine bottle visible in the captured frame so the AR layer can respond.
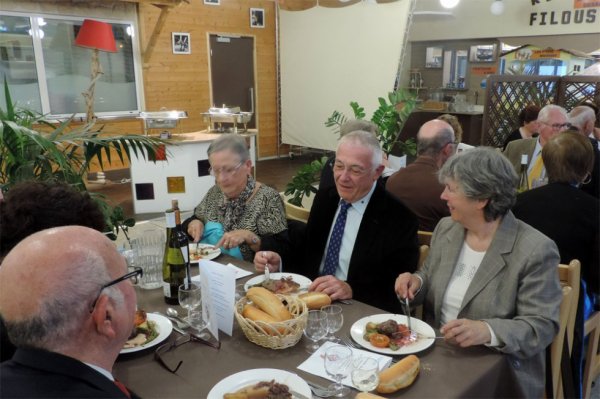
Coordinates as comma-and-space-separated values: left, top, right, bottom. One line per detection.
162, 200, 187, 305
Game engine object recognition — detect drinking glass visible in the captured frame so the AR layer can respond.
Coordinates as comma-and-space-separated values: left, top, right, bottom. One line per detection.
351, 357, 380, 393
178, 283, 201, 324
322, 304, 343, 343
324, 345, 353, 397
303, 310, 327, 353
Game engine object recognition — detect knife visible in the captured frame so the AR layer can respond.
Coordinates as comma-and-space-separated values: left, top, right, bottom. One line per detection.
289, 389, 311, 399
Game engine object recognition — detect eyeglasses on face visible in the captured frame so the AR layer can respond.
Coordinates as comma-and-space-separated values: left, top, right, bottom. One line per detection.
90, 266, 142, 311
209, 161, 243, 177
333, 160, 370, 177
541, 121, 571, 130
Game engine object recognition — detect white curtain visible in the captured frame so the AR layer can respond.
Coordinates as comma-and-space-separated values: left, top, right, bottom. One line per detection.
280, 1, 411, 151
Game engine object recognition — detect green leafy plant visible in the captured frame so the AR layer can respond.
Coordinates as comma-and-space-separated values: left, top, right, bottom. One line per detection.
325, 89, 417, 156
284, 156, 328, 207
0, 78, 164, 241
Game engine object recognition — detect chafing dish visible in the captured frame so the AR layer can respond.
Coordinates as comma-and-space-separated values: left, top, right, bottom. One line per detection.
139, 110, 188, 136
202, 105, 253, 133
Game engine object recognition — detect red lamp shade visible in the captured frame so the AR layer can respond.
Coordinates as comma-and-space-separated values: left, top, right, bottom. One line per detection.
74, 19, 117, 52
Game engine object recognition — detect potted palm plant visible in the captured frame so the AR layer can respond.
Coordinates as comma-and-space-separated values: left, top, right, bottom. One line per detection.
0, 80, 164, 243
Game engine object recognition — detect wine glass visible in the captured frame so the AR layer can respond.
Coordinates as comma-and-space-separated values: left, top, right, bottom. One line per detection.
178, 283, 201, 326
303, 310, 327, 353
322, 304, 343, 343
324, 345, 353, 398
351, 357, 380, 393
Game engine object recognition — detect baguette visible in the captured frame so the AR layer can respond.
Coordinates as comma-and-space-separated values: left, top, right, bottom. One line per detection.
246, 287, 292, 321
376, 354, 420, 394
223, 385, 270, 399
355, 393, 387, 399
242, 304, 285, 335
298, 292, 331, 310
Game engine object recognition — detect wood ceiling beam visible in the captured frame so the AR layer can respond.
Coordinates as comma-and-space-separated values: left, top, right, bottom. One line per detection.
142, 4, 171, 64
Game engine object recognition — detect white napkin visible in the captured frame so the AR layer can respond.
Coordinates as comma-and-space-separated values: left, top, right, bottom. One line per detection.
297, 341, 392, 388
191, 263, 253, 282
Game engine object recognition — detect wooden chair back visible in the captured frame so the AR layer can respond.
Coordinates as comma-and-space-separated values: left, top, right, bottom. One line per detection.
417, 230, 432, 246
414, 244, 429, 320
547, 285, 574, 399
583, 311, 600, 399
558, 260, 581, 354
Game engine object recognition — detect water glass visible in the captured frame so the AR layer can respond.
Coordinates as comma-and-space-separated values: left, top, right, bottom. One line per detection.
322, 304, 343, 343
303, 310, 327, 353
178, 283, 202, 327
324, 345, 353, 397
351, 357, 380, 393
131, 230, 165, 289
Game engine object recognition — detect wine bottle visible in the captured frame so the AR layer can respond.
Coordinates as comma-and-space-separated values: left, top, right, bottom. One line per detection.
517, 154, 529, 193
162, 201, 187, 305
171, 199, 190, 264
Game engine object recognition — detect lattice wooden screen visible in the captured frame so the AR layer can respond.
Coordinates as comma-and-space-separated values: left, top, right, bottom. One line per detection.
482, 75, 600, 147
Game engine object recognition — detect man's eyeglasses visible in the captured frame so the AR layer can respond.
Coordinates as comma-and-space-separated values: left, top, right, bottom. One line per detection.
90, 267, 142, 311
209, 161, 243, 177
541, 121, 571, 131
154, 333, 220, 373
333, 161, 370, 177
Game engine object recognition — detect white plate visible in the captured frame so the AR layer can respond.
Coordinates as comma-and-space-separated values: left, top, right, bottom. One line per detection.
244, 272, 312, 292
350, 313, 436, 355
207, 368, 311, 399
120, 313, 172, 354
189, 243, 221, 262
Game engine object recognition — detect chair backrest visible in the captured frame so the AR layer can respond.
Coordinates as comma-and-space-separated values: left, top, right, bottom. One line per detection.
417, 230, 432, 246
547, 285, 574, 399
558, 259, 581, 355
418, 244, 429, 270
582, 311, 600, 399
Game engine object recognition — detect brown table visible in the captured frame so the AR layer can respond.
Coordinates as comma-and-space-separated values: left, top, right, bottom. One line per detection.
114, 256, 522, 398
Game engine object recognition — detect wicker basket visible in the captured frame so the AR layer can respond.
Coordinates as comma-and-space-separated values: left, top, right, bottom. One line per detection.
234, 294, 308, 349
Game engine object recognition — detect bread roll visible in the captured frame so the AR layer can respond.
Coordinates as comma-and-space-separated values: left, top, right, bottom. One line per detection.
298, 292, 331, 310
242, 304, 284, 335
246, 287, 292, 321
355, 393, 387, 399
376, 354, 420, 394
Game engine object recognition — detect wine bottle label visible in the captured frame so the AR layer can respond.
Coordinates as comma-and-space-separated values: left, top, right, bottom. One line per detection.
163, 281, 171, 298
165, 212, 176, 228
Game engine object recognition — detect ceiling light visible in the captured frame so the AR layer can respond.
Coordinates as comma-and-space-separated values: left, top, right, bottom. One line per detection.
440, 0, 460, 8
490, 0, 504, 16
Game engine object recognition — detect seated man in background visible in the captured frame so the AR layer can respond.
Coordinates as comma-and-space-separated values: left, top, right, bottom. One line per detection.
569, 105, 599, 198
503, 104, 569, 188
0, 226, 138, 398
513, 132, 599, 398
256, 131, 419, 313
0, 180, 108, 362
386, 119, 455, 231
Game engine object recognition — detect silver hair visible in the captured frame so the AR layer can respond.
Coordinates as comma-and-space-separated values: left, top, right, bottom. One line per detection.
337, 130, 383, 168
569, 106, 596, 132
537, 104, 568, 123
6, 249, 124, 351
207, 133, 250, 162
417, 124, 455, 157
438, 147, 518, 222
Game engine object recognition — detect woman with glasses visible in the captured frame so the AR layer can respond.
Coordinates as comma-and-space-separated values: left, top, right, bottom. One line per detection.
183, 134, 287, 261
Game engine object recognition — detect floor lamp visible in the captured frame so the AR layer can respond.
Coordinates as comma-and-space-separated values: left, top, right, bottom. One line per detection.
74, 19, 117, 123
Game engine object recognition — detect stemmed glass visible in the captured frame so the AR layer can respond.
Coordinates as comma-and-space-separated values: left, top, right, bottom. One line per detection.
324, 344, 353, 397
351, 357, 380, 393
322, 304, 343, 343
303, 310, 327, 353
178, 283, 202, 328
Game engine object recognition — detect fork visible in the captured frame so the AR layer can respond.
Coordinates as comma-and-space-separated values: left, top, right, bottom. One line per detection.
341, 335, 361, 349
306, 382, 334, 398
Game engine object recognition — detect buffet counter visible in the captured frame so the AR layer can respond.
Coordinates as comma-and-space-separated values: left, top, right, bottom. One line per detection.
129, 130, 257, 214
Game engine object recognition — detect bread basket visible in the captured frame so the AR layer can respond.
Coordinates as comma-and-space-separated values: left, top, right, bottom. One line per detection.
234, 294, 308, 349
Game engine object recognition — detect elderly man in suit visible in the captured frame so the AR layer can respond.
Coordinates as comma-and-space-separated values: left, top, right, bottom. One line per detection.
386, 119, 455, 231
395, 147, 561, 399
0, 226, 139, 398
256, 131, 419, 313
504, 104, 569, 188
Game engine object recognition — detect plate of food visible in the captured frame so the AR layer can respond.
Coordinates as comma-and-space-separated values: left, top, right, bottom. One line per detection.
244, 273, 312, 294
350, 313, 436, 355
207, 368, 311, 399
120, 311, 172, 354
189, 243, 221, 262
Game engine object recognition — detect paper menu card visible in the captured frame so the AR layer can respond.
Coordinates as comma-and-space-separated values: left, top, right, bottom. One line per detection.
198, 260, 237, 337
297, 341, 392, 388
191, 262, 253, 282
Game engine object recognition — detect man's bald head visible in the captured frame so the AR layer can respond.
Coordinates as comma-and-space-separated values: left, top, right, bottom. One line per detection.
416, 120, 456, 165
0, 226, 128, 352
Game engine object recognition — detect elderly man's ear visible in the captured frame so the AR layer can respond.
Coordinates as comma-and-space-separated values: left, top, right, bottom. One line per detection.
91, 295, 118, 339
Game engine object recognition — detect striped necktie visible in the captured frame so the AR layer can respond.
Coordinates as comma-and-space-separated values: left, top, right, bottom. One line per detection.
322, 201, 351, 276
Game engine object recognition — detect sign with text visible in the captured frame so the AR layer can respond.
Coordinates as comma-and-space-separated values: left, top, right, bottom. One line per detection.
531, 49, 562, 59
471, 66, 497, 76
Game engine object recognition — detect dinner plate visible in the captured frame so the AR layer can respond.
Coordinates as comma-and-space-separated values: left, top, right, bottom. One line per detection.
120, 313, 172, 354
243, 272, 312, 292
350, 313, 436, 355
207, 368, 311, 399
189, 243, 221, 262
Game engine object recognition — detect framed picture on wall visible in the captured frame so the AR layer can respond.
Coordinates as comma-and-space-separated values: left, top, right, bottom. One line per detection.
469, 44, 496, 63
172, 32, 190, 54
204, 0, 220, 5
250, 8, 265, 28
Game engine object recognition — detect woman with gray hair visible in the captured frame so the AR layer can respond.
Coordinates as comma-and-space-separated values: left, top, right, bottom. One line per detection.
395, 147, 561, 398
183, 134, 287, 261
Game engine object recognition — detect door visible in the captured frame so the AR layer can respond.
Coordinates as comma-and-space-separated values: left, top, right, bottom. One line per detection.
209, 34, 256, 129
